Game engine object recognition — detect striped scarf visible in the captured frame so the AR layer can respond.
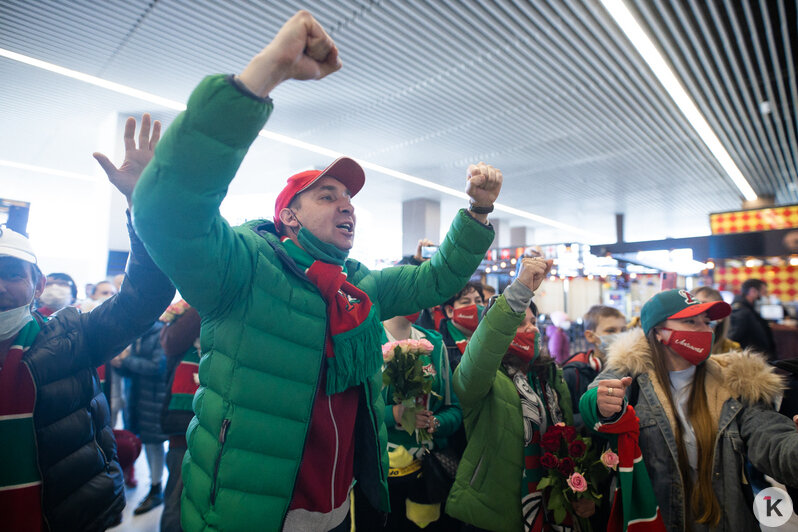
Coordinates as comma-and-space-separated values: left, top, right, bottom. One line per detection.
0, 318, 43, 531
585, 394, 666, 532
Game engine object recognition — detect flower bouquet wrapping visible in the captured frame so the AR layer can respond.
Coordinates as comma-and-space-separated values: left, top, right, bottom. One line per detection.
381, 338, 438, 442
537, 422, 618, 530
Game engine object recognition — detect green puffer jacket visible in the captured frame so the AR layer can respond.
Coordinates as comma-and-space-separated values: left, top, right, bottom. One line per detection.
132, 74, 495, 532
446, 296, 572, 532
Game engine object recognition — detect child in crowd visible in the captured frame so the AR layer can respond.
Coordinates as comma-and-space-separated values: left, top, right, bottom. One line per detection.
562, 305, 626, 419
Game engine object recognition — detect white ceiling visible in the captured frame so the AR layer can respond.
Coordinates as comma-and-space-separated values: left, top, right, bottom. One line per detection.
1, 0, 796, 255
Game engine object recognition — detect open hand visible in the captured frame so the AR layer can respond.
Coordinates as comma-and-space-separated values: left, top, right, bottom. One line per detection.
465, 162, 503, 209
93, 114, 161, 207
597, 376, 633, 418
238, 10, 342, 98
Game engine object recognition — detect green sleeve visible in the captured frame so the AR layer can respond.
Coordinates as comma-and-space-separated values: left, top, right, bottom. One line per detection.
132, 75, 273, 316
579, 387, 601, 431
372, 210, 493, 320
452, 295, 524, 409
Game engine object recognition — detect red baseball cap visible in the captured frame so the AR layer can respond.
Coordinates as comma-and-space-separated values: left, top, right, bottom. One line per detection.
273, 157, 365, 231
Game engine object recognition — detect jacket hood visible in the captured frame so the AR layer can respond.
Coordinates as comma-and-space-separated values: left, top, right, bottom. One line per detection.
605, 328, 784, 405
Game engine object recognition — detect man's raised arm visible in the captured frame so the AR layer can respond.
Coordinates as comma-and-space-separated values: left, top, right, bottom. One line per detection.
131, 11, 341, 315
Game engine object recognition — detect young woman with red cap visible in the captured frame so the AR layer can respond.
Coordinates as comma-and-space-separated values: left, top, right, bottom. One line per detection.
581, 289, 798, 531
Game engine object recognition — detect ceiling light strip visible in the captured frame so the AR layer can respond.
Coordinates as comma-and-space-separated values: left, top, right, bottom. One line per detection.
0, 48, 186, 111
600, 0, 758, 202
2, 47, 596, 237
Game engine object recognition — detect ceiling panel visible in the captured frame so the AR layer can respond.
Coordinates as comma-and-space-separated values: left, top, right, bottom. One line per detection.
1, 0, 795, 252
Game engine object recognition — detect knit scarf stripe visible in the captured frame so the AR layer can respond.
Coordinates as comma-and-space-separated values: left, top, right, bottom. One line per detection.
589, 396, 665, 532
282, 238, 383, 395
0, 319, 43, 530
169, 348, 200, 412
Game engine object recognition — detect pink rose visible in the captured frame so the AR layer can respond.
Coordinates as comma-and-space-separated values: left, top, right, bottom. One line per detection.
419, 339, 434, 352
407, 339, 421, 351
567, 472, 587, 493
601, 450, 619, 470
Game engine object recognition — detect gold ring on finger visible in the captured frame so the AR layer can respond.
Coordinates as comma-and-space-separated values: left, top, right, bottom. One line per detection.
608, 387, 614, 396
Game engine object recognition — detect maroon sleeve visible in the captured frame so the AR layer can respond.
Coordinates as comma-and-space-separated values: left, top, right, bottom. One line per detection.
160, 307, 201, 356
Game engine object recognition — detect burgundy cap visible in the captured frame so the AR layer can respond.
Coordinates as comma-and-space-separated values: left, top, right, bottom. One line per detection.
273, 157, 365, 231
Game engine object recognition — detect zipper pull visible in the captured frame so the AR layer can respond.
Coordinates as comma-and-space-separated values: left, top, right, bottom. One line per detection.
219, 419, 231, 444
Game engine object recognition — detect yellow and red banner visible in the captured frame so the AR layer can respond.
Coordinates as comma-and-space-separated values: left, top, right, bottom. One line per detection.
715, 265, 798, 302
710, 205, 798, 234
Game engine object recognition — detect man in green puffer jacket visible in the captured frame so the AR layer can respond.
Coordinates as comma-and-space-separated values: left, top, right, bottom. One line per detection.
132, 11, 502, 532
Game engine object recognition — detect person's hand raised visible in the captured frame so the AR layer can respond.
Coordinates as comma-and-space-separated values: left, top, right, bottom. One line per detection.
516, 257, 553, 292
465, 162, 503, 216
93, 114, 161, 207
238, 10, 342, 98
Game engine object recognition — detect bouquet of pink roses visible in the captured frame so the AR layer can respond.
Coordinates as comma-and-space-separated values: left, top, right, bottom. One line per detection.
381, 338, 438, 442
536, 422, 619, 530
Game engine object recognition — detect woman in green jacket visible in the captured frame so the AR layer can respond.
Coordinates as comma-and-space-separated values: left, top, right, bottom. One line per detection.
446, 257, 587, 531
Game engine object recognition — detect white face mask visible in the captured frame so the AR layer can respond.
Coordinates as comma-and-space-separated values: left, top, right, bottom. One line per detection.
0, 304, 33, 341
39, 284, 72, 310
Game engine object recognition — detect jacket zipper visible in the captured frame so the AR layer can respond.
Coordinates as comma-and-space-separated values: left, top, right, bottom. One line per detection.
469, 455, 485, 486
210, 418, 231, 505
327, 395, 340, 510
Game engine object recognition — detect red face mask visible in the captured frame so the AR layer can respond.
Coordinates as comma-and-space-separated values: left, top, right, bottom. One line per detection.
507, 331, 540, 362
658, 328, 713, 365
452, 304, 481, 333
403, 312, 421, 323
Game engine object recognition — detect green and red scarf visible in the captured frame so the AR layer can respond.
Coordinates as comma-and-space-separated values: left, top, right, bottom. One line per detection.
0, 318, 43, 531
583, 388, 666, 532
282, 236, 382, 395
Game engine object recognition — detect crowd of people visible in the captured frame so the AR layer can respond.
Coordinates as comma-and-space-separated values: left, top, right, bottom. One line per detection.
2, 10, 798, 532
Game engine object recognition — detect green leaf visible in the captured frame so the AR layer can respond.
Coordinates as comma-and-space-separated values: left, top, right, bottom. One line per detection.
537, 476, 551, 490
553, 505, 566, 524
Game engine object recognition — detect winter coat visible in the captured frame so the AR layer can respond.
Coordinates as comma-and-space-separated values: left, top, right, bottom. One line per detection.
728, 295, 776, 358
446, 295, 573, 532
116, 321, 168, 443
582, 328, 798, 531
132, 74, 495, 532
21, 218, 173, 531
562, 350, 601, 417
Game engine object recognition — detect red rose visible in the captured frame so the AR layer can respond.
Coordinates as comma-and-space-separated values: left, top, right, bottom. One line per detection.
558, 457, 575, 476
540, 431, 561, 452
563, 425, 577, 442
540, 452, 559, 469
547, 423, 565, 435
568, 439, 587, 458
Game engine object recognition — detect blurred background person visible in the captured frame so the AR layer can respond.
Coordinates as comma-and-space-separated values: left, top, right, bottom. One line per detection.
692, 286, 740, 354
34, 271, 77, 316
546, 310, 571, 365
112, 320, 169, 515
729, 278, 776, 359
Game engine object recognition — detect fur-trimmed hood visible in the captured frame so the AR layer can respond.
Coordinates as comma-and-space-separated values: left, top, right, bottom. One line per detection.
605, 328, 785, 405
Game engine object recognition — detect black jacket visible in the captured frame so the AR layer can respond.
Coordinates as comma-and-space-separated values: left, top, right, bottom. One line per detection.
728, 295, 776, 358
22, 217, 174, 531
117, 321, 168, 443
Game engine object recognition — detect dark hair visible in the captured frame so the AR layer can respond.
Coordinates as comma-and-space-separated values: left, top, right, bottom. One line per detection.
443, 281, 485, 309
583, 305, 625, 332
528, 299, 538, 316
740, 278, 766, 296
46, 272, 77, 300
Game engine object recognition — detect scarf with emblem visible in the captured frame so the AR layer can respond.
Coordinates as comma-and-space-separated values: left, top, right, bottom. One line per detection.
582, 389, 666, 532
282, 233, 382, 395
